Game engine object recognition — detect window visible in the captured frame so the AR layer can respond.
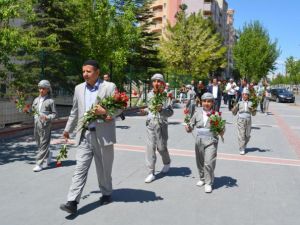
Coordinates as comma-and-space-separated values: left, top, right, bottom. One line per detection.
204, 0, 212, 3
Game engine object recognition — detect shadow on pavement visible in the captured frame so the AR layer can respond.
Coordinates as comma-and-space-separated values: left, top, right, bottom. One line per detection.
168, 122, 182, 125
155, 167, 192, 181
0, 141, 36, 165
116, 125, 130, 129
213, 176, 238, 189
65, 188, 163, 219
246, 147, 271, 153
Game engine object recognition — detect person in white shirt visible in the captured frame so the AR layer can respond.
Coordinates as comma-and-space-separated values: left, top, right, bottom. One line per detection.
31, 80, 57, 172
225, 78, 239, 111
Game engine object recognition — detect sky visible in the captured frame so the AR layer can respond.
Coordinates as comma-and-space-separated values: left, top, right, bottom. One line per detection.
227, 0, 300, 74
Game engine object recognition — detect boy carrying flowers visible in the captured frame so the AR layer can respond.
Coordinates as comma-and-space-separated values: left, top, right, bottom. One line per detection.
140, 73, 173, 183
232, 88, 256, 155
31, 80, 57, 172
185, 92, 225, 193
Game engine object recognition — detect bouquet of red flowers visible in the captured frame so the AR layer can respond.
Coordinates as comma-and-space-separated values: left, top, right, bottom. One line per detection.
208, 111, 226, 142
81, 90, 128, 129
56, 144, 68, 167
149, 83, 167, 117
183, 108, 191, 125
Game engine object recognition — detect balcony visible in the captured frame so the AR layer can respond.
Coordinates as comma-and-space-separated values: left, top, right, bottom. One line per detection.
151, 0, 164, 9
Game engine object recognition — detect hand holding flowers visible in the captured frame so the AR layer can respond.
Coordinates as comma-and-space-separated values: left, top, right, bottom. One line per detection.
56, 144, 68, 167
81, 90, 128, 130
149, 83, 167, 117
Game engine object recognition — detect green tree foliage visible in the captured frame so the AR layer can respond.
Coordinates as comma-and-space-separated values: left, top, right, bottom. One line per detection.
159, 8, 227, 80
0, 0, 34, 79
129, 0, 162, 81
13, 0, 83, 93
233, 21, 280, 82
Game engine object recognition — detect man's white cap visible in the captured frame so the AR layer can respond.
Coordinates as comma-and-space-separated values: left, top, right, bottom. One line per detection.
151, 73, 164, 82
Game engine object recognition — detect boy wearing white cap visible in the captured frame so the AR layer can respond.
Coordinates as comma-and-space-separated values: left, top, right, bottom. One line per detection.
185, 92, 222, 193
232, 88, 256, 155
142, 73, 173, 183
32, 80, 57, 172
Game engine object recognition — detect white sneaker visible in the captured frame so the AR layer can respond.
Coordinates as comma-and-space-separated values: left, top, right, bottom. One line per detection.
144, 174, 155, 183
204, 184, 212, 193
196, 180, 205, 187
265, 113, 268, 116
240, 150, 245, 155
161, 164, 170, 173
33, 165, 43, 172
46, 151, 53, 166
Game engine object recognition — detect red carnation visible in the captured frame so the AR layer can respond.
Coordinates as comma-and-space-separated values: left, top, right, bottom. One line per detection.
56, 161, 62, 167
218, 112, 222, 116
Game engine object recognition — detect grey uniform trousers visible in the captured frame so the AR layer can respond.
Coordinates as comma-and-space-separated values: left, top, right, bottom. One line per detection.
237, 117, 252, 150
34, 121, 51, 166
67, 131, 114, 203
195, 136, 218, 185
146, 120, 171, 174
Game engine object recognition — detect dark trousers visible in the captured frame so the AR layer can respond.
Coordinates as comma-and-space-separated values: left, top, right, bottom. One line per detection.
228, 95, 235, 110
213, 99, 221, 112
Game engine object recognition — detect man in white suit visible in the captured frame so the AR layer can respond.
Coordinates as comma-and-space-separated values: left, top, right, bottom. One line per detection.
60, 60, 119, 214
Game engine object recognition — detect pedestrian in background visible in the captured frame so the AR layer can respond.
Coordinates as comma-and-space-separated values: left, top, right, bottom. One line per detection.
207, 78, 222, 112
32, 80, 57, 172
232, 88, 256, 155
226, 78, 239, 111
185, 92, 223, 193
263, 86, 271, 115
141, 73, 173, 183
186, 84, 196, 118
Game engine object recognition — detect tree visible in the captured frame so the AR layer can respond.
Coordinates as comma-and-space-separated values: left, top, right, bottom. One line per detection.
13, 0, 83, 94
0, 0, 34, 83
128, 0, 162, 81
159, 8, 227, 81
233, 21, 280, 82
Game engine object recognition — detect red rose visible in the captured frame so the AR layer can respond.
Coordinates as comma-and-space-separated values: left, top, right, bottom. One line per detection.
212, 111, 215, 115
56, 161, 62, 167
207, 113, 211, 117
184, 109, 189, 114
218, 112, 222, 116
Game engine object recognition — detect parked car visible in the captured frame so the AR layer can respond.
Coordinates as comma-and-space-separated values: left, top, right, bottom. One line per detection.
270, 88, 295, 103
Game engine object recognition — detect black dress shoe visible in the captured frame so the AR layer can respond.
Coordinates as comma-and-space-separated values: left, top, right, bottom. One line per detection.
60, 201, 78, 214
99, 195, 112, 205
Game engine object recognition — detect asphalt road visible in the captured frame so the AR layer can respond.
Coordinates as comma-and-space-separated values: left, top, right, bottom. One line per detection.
1, 97, 300, 225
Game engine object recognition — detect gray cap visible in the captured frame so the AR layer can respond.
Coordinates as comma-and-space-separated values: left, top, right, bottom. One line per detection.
201, 92, 214, 100
151, 73, 164, 82
242, 88, 250, 94
38, 80, 51, 89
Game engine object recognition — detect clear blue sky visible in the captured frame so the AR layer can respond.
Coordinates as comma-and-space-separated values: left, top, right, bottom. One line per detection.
227, 0, 300, 73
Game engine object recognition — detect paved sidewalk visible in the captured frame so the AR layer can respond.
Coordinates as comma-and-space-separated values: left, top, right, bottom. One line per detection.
1, 101, 300, 225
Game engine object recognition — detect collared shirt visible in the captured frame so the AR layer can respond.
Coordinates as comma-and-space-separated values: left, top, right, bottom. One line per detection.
243, 100, 248, 111
212, 85, 218, 99
85, 79, 100, 129
85, 79, 100, 112
203, 110, 211, 127
38, 96, 46, 112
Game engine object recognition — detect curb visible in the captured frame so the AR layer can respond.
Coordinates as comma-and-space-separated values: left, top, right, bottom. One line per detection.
0, 107, 146, 139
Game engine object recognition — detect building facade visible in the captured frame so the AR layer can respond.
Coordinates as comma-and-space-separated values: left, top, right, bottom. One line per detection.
149, 0, 235, 78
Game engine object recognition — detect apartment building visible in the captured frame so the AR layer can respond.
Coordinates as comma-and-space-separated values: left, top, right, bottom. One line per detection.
149, 0, 181, 34
149, 0, 235, 78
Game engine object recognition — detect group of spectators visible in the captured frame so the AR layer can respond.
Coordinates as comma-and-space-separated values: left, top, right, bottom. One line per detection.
179, 78, 271, 114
